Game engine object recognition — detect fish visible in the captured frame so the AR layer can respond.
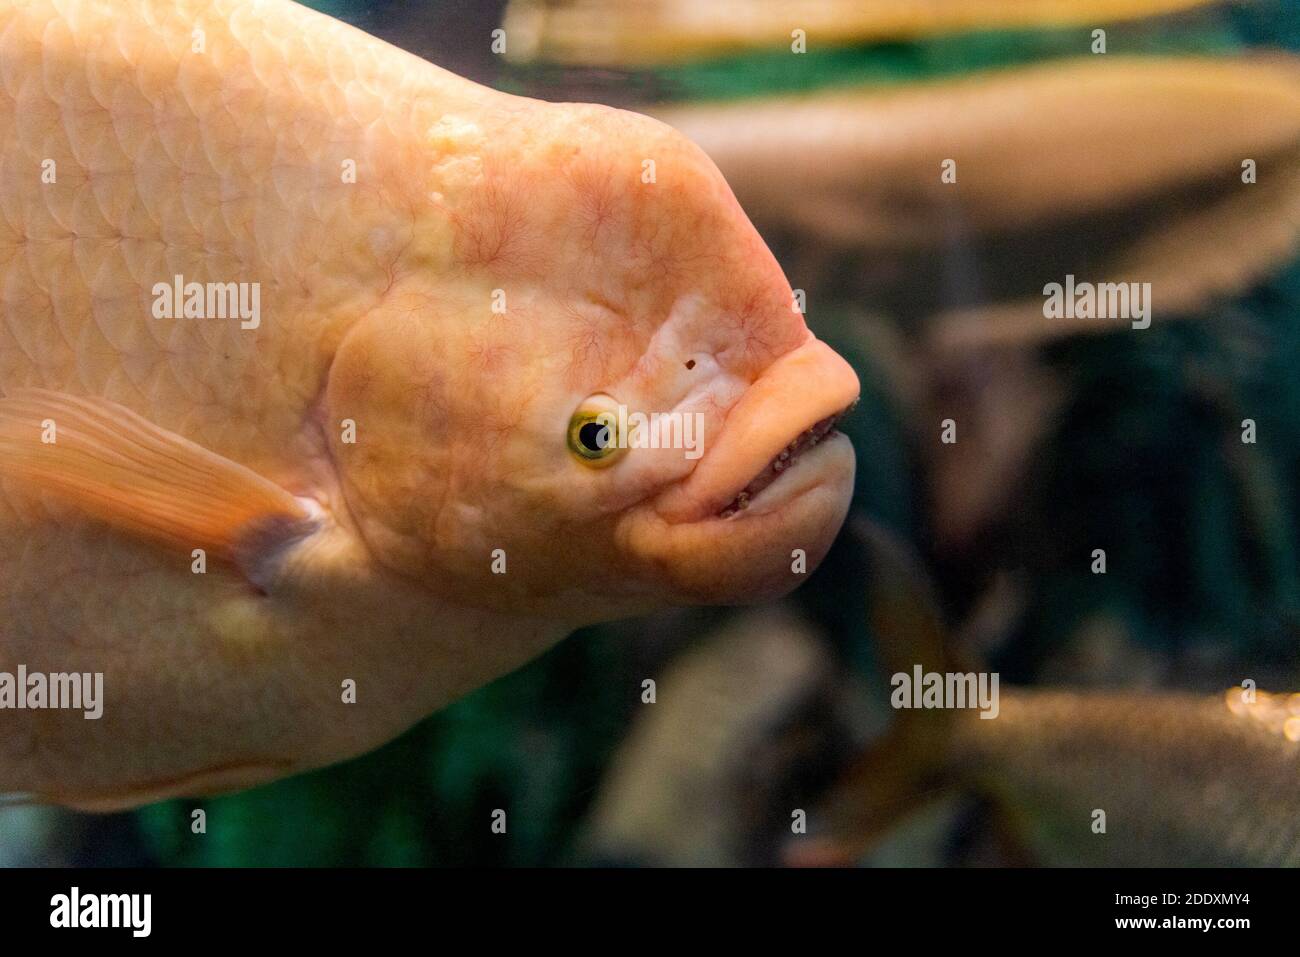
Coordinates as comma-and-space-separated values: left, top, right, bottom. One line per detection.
795, 523, 1300, 867
658, 55, 1300, 548
502, 0, 1223, 67
808, 685, 1300, 867
654, 57, 1300, 336
0, 0, 860, 810
579, 604, 842, 866
945, 686, 1300, 867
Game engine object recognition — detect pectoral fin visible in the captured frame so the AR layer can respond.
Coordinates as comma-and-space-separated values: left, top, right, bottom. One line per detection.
0, 389, 318, 576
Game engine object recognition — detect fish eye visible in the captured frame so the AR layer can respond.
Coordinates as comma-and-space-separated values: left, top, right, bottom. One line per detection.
567, 395, 626, 468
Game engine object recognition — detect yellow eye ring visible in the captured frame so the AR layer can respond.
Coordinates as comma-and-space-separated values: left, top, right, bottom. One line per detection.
567, 399, 625, 467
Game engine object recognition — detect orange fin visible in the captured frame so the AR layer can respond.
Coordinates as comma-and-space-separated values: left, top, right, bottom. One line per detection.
0, 389, 317, 572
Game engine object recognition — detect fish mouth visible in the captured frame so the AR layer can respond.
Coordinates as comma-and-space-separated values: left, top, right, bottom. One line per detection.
653, 338, 861, 525
617, 337, 858, 606
716, 399, 857, 518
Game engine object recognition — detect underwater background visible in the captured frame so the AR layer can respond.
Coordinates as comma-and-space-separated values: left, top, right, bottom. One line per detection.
5, 0, 1300, 866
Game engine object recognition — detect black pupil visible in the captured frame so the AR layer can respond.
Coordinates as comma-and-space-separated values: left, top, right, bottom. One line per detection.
579, 421, 609, 452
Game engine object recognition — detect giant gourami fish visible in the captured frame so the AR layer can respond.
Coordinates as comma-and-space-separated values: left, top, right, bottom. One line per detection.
0, 0, 859, 808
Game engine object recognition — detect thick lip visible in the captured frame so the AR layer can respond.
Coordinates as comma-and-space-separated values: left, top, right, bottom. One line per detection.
653, 338, 860, 524
715, 402, 856, 517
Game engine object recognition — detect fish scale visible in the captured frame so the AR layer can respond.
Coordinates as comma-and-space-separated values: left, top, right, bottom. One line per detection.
22, 0, 521, 426
952, 689, 1300, 866
0, 0, 534, 805
0, 0, 861, 807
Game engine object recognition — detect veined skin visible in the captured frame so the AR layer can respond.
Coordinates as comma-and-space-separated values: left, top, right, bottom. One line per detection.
0, 0, 859, 809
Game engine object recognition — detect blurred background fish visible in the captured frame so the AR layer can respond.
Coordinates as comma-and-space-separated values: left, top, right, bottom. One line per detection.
8, 0, 1300, 866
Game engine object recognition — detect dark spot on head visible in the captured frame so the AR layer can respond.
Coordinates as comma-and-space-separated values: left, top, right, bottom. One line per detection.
684, 359, 696, 370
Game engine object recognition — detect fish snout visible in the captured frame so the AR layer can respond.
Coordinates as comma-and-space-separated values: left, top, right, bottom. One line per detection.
657, 339, 859, 522
615, 338, 859, 605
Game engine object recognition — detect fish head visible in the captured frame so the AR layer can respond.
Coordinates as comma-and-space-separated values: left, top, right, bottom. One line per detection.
326, 101, 858, 623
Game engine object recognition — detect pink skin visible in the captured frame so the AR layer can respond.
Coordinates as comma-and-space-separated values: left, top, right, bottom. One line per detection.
0, 0, 857, 808
327, 100, 860, 621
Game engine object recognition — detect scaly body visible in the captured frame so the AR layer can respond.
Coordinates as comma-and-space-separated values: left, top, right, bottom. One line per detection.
0, 0, 860, 807
0, 0, 558, 806
952, 687, 1300, 867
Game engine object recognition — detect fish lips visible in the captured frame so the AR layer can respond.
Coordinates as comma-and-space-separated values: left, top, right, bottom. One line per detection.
656, 338, 859, 523
616, 338, 859, 604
